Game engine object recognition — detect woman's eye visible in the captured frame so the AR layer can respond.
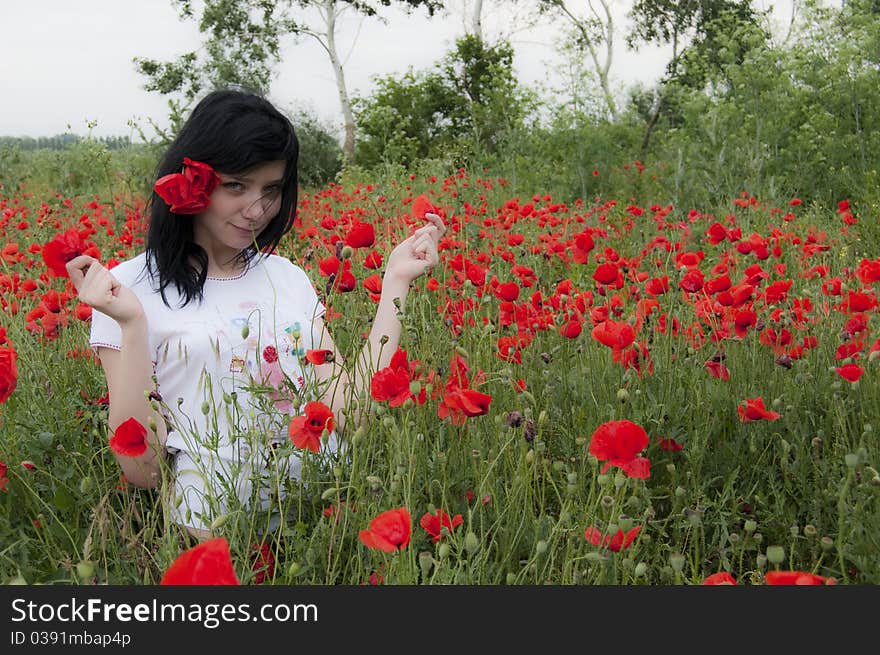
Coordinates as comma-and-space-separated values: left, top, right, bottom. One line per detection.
224, 181, 244, 191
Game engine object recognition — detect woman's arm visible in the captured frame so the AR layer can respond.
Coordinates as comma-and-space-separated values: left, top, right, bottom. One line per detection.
67, 255, 167, 488
312, 215, 444, 433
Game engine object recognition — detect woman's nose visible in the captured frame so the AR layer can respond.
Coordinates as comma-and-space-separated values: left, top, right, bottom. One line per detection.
242, 194, 269, 221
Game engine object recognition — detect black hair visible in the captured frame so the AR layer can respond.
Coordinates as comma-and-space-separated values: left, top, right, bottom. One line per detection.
144, 87, 299, 307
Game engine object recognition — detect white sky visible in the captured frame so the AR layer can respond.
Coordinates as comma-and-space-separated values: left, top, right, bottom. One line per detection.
0, 0, 797, 140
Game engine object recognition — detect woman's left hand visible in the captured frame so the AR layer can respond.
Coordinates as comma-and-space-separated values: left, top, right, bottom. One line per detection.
384, 212, 445, 285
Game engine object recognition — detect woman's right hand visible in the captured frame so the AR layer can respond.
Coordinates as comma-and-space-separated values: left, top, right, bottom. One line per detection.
66, 255, 145, 325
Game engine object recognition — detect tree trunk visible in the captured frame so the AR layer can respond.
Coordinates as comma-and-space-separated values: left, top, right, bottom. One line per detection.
323, 0, 356, 160
472, 0, 484, 41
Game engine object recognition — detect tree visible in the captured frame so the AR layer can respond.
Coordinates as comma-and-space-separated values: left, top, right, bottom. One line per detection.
538, 0, 619, 121
626, 0, 766, 155
353, 35, 534, 167
135, 0, 442, 159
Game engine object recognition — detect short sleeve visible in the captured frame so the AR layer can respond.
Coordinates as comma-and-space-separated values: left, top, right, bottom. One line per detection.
89, 308, 122, 355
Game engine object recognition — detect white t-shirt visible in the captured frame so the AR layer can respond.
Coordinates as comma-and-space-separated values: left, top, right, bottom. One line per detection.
90, 251, 337, 531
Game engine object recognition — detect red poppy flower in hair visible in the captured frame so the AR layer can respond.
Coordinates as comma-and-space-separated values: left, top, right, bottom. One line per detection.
154, 158, 221, 214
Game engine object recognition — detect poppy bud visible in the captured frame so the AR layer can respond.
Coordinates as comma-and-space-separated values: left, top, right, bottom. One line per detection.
525, 449, 535, 465
505, 572, 517, 585
320, 487, 339, 500
753, 532, 763, 543
340, 245, 354, 260
766, 545, 785, 564
566, 472, 577, 485
288, 562, 302, 577
75, 560, 95, 580
756, 554, 767, 569
616, 388, 629, 402
744, 519, 757, 533
79, 476, 93, 494
201, 401, 210, 415
419, 551, 434, 576
210, 514, 229, 530
535, 540, 549, 555
437, 543, 450, 559
845, 453, 859, 468
464, 531, 480, 555
669, 553, 685, 572
634, 562, 648, 577
241, 324, 249, 340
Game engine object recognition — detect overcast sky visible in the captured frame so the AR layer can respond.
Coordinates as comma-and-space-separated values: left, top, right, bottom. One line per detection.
1, 0, 796, 140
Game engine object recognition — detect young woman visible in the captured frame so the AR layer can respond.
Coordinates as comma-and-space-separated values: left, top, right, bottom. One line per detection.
66, 88, 443, 539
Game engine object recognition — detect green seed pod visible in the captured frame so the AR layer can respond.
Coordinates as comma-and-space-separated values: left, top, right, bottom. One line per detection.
418, 551, 434, 576
240, 324, 250, 340
437, 543, 450, 559
766, 546, 785, 564
75, 560, 95, 580
210, 514, 229, 530
464, 531, 480, 555
79, 476, 93, 495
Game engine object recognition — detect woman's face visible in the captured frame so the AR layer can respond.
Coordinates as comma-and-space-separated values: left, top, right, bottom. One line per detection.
192, 159, 286, 262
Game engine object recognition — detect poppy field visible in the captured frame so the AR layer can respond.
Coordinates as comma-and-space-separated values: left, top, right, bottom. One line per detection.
0, 163, 878, 586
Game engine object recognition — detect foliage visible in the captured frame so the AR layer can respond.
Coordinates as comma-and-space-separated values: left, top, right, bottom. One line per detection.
353, 35, 536, 168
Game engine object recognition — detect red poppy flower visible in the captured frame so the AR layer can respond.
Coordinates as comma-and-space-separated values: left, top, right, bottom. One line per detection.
0, 460, 8, 492
289, 401, 335, 452
593, 262, 619, 285
560, 318, 582, 339
305, 349, 334, 365
737, 397, 781, 422
411, 194, 439, 219
705, 360, 730, 380
589, 420, 651, 479
345, 221, 375, 248
160, 537, 240, 585
0, 345, 18, 404
371, 366, 413, 407
154, 158, 220, 214
657, 437, 683, 451
41, 228, 92, 278
836, 363, 864, 383
764, 570, 836, 585
494, 281, 520, 302
419, 509, 463, 543
584, 525, 641, 552
251, 542, 275, 584
438, 388, 493, 425
703, 572, 737, 585
109, 417, 148, 457
359, 507, 412, 552
364, 251, 383, 269
645, 276, 669, 296
591, 320, 636, 350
